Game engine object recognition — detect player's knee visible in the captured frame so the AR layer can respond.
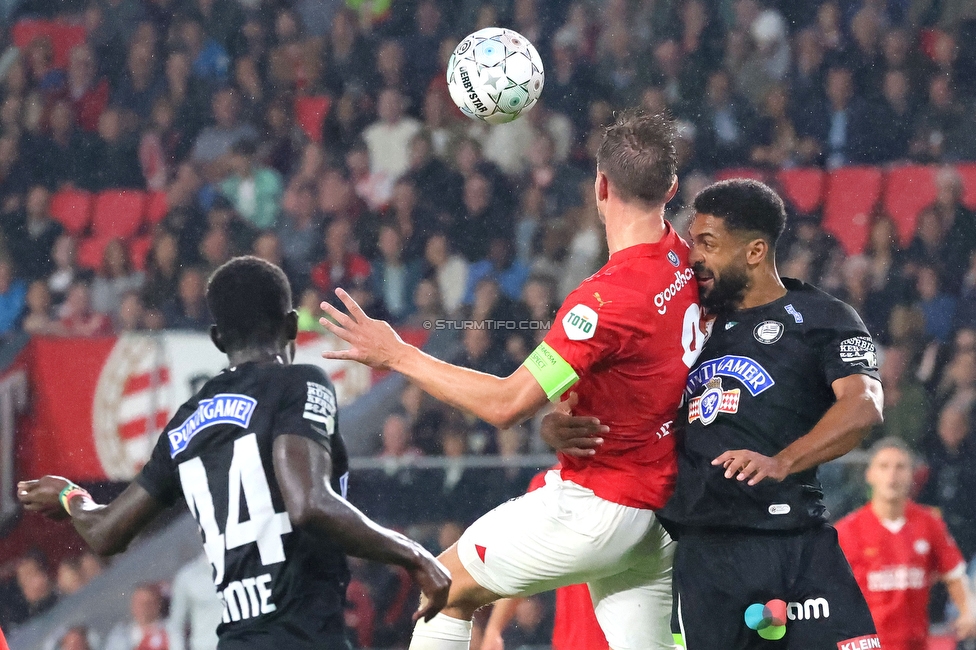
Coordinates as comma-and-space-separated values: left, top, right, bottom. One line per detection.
437, 545, 501, 616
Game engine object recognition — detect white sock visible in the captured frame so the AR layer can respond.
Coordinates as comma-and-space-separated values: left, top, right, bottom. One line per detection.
408, 613, 472, 650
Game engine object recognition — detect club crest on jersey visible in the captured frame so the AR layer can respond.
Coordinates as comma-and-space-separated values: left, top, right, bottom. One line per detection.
168, 394, 257, 457
754, 320, 784, 344
667, 250, 680, 267
685, 355, 775, 398
688, 378, 740, 425
563, 304, 598, 341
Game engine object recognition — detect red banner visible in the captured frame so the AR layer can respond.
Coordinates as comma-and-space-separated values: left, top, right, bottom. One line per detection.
16, 331, 381, 482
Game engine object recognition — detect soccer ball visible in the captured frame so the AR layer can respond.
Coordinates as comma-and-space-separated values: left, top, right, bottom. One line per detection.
446, 27, 545, 125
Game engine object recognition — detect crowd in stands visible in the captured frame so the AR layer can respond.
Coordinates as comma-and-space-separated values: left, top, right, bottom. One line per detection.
2, 0, 976, 646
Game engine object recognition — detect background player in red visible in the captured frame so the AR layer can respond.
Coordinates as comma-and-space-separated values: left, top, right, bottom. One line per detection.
481, 463, 608, 650
836, 437, 976, 650
319, 110, 702, 650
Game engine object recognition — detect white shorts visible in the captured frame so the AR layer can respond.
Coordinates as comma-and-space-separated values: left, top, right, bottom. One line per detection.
456, 471, 674, 650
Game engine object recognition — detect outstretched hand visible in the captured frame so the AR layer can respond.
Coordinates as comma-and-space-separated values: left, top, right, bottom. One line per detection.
320, 289, 407, 370
17, 476, 71, 520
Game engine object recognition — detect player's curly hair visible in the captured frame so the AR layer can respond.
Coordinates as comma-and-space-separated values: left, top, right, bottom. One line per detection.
207, 256, 292, 349
596, 109, 677, 205
693, 179, 787, 249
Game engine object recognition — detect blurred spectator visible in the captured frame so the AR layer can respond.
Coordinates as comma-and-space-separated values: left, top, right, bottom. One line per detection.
103, 584, 169, 650
423, 233, 468, 316
63, 43, 109, 133
910, 75, 968, 162
198, 227, 234, 275
380, 412, 422, 461
933, 168, 976, 293
920, 397, 976, 560
179, 16, 229, 85
111, 40, 163, 122
454, 173, 510, 262
22, 279, 62, 336
139, 99, 183, 191
168, 553, 221, 650
6, 185, 63, 281
59, 280, 113, 336
163, 267, 211, 331
750, 85, 802, 168
464, 237, 530, 304
191, 87, 258, 171
0, 258, 26, 335
78, 551, 104, 584
27, 100, 97, 190
874, 346, 930, 449
90, 108, 143, 190
91, 239, 144, 316
58, 626, 95, 650
695, 70, 757, 170
276, 181, 322, 290
220, 139, 283, 230
370, 224, 422, 323
162, 49, 210, 148
346, 140, 393, 211
310, 219, 371, 303
55, 556, 85, 597
381, 177, 435, 262
867, 69, 916, 162
2, 553, 58, 627
0, 136, 28, 214
406, 131, 462, 217
363, 88, 421, 184
141, 231, 181, 311
524, 131, 585, 218
117, 291, 148, 331
798, 66, 874, 168
916, 265, 956, 343
47, 234, 81, 308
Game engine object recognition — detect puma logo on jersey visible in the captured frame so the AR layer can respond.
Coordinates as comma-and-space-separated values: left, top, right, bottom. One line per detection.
593, 292, 612, 308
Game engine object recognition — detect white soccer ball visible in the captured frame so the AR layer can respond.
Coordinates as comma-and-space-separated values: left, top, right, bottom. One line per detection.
446, 27, 545, 125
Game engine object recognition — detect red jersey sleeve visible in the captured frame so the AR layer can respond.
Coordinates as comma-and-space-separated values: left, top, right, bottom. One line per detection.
834, 514, 862, 567
543, 281, 628, 378
928, 508, 966, 577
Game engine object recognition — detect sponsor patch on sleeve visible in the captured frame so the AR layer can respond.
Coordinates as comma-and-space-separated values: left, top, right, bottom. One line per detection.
304, 381, 336, 435
562, 304, 598, 341
839, 336, 878, 370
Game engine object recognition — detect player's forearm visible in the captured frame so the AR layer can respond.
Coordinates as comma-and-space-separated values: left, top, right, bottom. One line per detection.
946, 576, 974, 620
299, 491, 428, 569
392, 346, 535, 428
68, 496, 135, 556
774, 393, 881, 475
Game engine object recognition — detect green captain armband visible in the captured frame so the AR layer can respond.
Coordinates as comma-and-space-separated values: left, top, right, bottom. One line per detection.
523, 341, 580, 401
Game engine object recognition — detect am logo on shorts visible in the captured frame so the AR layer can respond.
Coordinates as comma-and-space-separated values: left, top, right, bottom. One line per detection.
744, 599, 787, 640
837, 635, 881, 650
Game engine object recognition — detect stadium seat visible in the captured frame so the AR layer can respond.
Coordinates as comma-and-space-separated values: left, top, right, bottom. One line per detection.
822, 166, 883, 256
957, 163, 976, 211
129, 236, 153, 271
294, 95, 331, 144
714, 168, 767, 182
92, 190, 146, 239
144, 191, 169, 226
49, 189, 93, 235
776, 168, 825, 215
12, 20, 87, 69
77, 235, 112, 271
883, 165, 938, 247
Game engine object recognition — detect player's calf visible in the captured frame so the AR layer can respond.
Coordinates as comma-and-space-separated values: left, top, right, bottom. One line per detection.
409, 545, 501, 650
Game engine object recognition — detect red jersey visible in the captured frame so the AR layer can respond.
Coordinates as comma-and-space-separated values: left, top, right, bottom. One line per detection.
532, 224, 700, 509
836, 501, 966, 647
527, 471, 608, 650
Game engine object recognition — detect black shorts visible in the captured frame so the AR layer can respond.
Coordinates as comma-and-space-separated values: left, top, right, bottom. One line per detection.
670, 525, 879, 650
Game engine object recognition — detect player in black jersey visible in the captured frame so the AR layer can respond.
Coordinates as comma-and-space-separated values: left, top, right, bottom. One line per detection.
541, 180, 885, 649
18, 256, 450, 650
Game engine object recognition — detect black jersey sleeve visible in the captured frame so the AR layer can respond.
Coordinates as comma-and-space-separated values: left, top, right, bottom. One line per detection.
273, 365, 340, 453
135, 424, 182, 507
817, 301, 881, 385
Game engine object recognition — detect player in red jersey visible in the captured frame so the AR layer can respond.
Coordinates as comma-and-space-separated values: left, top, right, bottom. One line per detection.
319, 110, 703, 650
836, 437, 976, 650
481, 468, 608, 650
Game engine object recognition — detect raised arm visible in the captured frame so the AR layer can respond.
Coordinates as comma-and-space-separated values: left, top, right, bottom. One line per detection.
272, 433, 451, 621
320, 289, 548, 428
18, 477, 166, 556
715, 374, 884, 485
